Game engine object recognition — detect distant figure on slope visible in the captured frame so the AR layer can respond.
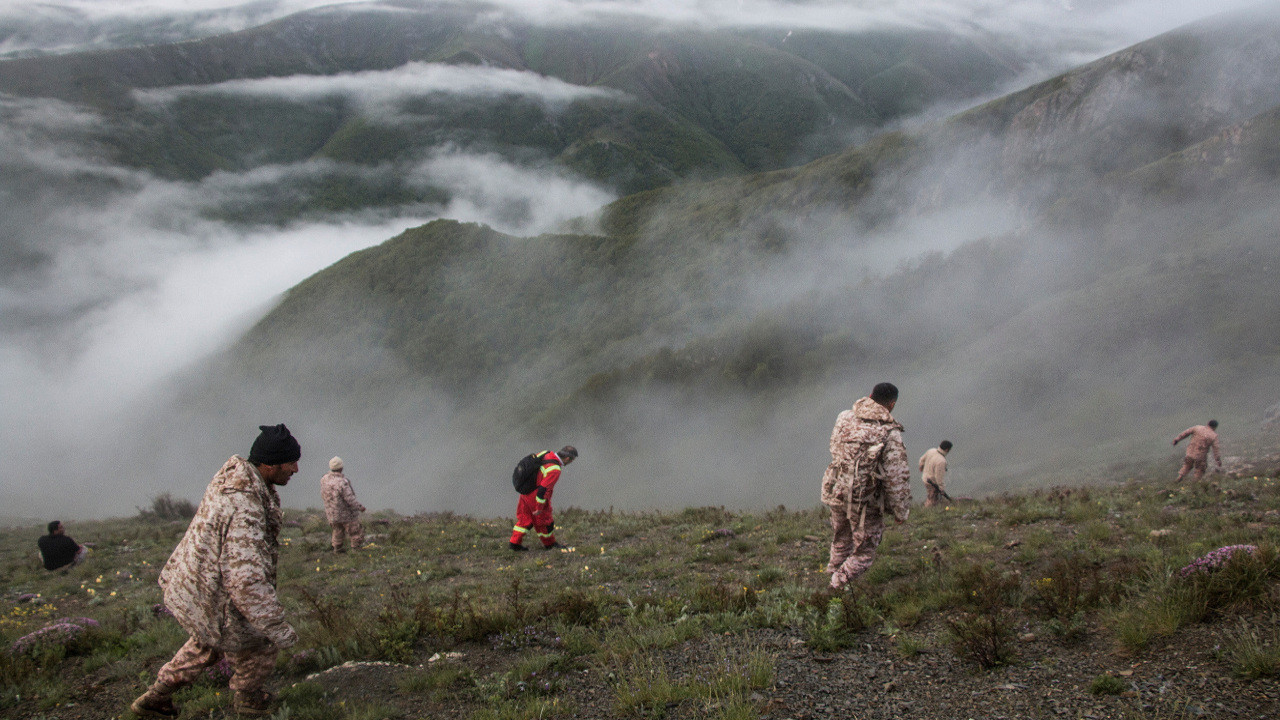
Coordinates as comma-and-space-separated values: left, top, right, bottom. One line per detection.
130, 424, 301, 719
919, 440, 953, 508
38, 520, 89, 571
821, 383, 911, 591
321, 457, 366, 553
1173, 420, 1222, 481
509, 446, 578, 551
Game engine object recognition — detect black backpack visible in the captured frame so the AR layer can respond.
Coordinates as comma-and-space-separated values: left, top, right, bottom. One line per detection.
512, 451, 551, 494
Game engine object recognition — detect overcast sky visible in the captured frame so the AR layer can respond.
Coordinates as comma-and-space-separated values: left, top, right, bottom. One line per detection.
1, 1, 1265, 58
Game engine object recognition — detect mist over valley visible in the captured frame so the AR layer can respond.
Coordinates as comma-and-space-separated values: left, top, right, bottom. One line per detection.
2, 0, 1278, 521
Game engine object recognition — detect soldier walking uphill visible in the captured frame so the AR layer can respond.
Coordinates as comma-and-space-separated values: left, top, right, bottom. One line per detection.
1173, 420, 1223, 481
821, 383, 912, 591
131, 424, 301, 719
321, 456, 366, 553
510, 446, 578, 551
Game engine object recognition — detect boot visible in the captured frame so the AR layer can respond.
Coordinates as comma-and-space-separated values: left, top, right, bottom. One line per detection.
542, 542, 562, 551
509, 541, 529, 552
233, 689, 275, 717
130, 683, 179, 718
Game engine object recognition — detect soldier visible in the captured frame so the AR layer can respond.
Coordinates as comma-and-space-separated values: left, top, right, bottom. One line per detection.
509, 446, 578, 551
821, 383, 911, 591
1173, 419, 1222, 481
918, 440, 953, 508
320, 457, 366, 553
130, 424, 301, 718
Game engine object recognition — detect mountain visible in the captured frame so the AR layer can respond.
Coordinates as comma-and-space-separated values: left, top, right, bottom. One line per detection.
0, 1, 1025, 206
169, 6, 1280, 513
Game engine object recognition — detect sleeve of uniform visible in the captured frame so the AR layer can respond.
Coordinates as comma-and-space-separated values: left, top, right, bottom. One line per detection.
222, 500, 297, 649
882, 428, 912, 523
535, 464, 561, 504
340, 478, 363, 512
1212, 436, 1222, 464
829, 412, 853, 460
918, 452, 926, 473
1174, 428, 1192, 444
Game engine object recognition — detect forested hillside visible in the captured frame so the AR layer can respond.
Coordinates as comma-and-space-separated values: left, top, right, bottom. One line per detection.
165, 6, 1280, 515
0, 0, 1023, 206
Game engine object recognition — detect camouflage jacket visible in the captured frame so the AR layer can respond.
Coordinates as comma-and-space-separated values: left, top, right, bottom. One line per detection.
1175, 425, 1221, 463
821, 397, 911, 522
159, 455, 297, 651
320, 471, 365, 524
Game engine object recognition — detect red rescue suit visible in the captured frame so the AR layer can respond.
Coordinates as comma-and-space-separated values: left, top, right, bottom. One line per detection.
510, 451, 563, 547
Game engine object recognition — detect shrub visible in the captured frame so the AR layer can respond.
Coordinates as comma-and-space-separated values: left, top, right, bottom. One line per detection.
1032, 555, 1102, 622
945, 611, 1016, 669
1088, 673, 1126, 695
690, 583, 757, 614
1178, 545, 1259, 578
944, 563, 1021, 669
802, 593, 872, 652
542, 588, 606, 626
1220, 618, 1280, 679
9, 618, 102, 658
137, 493, 196, 521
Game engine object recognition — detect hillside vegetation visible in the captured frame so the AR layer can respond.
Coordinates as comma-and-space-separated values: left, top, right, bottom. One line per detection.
195, 7, 1280, 502
2, 442, 1278, 719
0, 2, 1023, 205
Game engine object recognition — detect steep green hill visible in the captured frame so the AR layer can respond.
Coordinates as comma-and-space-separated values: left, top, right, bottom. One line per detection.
196, 7, 1280, 503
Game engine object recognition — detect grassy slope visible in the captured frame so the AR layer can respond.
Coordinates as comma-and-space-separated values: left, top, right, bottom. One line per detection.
2, 442, 1278, 719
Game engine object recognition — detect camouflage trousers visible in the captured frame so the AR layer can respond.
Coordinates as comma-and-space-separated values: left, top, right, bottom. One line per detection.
156, 636, 277, 693
330, 520, 363, 551
826, 501, 884, 590
1177, 455, 1209, 481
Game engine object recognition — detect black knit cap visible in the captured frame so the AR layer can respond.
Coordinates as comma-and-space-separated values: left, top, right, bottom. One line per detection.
248, 423, 301, 465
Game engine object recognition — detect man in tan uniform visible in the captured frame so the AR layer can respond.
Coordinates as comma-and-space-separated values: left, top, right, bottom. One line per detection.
821, 383, 912, 591
1173, 420, 1222, 481
918, 440, 952, 508
130, 424, 301, 718
321, 456, 366, 552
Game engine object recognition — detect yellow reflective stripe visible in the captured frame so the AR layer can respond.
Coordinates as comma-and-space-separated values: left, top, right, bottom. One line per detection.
513, 525, 530, 533
540, 464, 561, 477
536, 496, 547, 504
537, 532, 555, 538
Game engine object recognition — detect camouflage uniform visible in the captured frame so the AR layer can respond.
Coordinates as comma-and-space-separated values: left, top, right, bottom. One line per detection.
321, 470, 365, 551
1174, 425, 1222, 481
142, 456, 296, 711
821, 397, 911, 590
918, 447, 948, 508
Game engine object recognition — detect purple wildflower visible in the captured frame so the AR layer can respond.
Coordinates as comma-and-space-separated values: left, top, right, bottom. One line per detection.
53, 617, 100, 629
1178, 544, 1259, 578
205, 657, 234, 683
9, 623, 87, 656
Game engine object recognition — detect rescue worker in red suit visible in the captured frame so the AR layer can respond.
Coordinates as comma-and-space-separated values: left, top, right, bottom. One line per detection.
510, 446, 578, 551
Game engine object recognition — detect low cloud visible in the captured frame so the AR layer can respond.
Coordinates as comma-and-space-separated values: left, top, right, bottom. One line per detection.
136, 61, 627, 111
0, 91, 616, 519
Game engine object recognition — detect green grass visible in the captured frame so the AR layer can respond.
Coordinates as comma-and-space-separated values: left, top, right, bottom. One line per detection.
1, 457, 1278, 716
